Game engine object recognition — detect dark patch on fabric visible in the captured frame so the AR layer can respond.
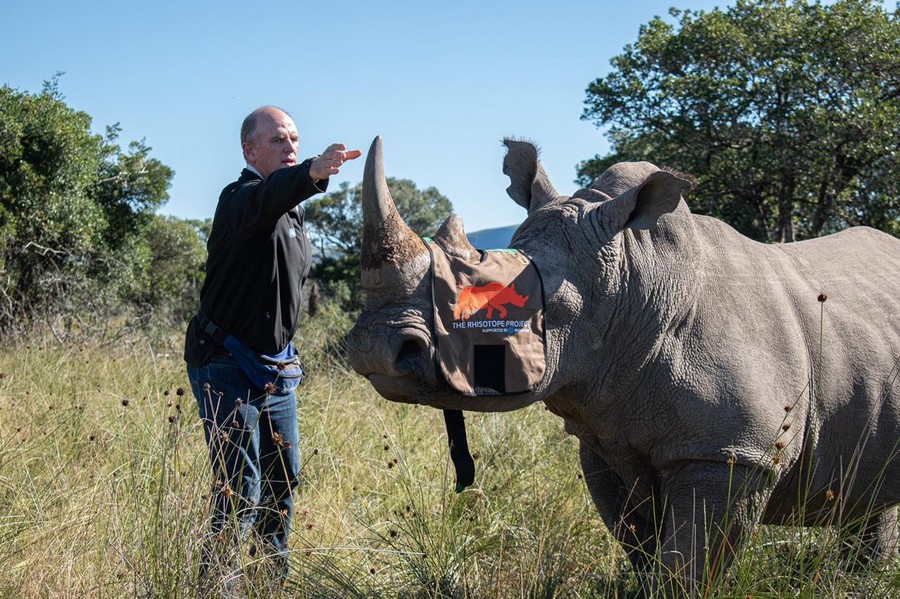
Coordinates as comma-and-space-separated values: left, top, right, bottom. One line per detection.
473, 345, 506, 395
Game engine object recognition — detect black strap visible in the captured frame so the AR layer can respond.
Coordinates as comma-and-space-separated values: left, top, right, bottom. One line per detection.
443, 409, 475, 493
197, 309, 228, 344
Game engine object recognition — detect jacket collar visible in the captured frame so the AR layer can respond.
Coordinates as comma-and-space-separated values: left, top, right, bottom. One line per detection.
240, 166, 263, 182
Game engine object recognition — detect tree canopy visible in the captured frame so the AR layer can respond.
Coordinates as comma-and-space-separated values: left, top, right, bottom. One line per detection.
580, 0, 900, 242
0, 77, 203, 336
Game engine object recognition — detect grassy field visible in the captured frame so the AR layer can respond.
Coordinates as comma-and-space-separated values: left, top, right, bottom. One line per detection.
0, 308, 898, 598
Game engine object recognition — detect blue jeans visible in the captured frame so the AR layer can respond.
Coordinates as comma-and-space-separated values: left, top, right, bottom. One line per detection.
187, 355, 301, 573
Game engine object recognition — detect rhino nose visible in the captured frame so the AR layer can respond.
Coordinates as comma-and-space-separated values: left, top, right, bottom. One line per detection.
347, 321, 435, 382
346, 325, 377, 376
395, 337, 428, 373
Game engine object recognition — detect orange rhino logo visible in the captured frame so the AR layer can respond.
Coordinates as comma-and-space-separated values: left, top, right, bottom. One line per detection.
453, 282, 529, 320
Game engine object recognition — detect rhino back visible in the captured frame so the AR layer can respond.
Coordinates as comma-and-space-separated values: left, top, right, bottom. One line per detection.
775, 227, 900, 504
673, 221, 900, 504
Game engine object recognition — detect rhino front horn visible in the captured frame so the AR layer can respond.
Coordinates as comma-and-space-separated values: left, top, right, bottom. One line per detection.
361, 136, 425, 271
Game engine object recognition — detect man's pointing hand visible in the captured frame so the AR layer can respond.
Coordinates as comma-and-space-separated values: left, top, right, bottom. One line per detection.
310, 143, 362, 181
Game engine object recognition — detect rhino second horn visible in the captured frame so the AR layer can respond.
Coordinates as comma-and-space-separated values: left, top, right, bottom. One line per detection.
361, 136, 425, 271
433, 214, 480, 262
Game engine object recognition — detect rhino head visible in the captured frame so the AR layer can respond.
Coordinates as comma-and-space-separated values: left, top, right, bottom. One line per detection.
347, 136, 693, 414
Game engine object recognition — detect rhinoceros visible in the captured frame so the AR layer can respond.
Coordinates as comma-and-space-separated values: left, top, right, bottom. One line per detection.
347, 136, 900, 595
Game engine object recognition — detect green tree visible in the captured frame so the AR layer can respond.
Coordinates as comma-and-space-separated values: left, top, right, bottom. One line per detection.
0, 76, 176, 335
128, 215, 207, 322
580, 0, 900, 242
304, 178, 452, 310
93, 125, 173, 249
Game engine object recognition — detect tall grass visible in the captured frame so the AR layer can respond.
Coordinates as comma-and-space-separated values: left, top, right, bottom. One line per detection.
0, 307, 897, 597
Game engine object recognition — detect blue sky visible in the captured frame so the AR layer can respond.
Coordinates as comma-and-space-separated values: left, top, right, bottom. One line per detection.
5, 0, 893, 233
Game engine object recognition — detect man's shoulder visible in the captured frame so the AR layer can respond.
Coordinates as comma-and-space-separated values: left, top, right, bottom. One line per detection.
220, 169, 262, 198
215, 161, 319, 225
239, 167, 263, 183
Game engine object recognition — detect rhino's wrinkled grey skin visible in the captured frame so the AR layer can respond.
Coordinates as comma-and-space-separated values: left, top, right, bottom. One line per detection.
347, 136, 900, 595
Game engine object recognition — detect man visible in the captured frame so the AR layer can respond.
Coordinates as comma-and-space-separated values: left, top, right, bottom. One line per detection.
184, 106, 360, 586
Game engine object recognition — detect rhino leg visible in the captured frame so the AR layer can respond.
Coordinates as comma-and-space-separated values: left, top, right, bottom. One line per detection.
578, 442, 660, 584
841, 506, 899, 569
653, 462, 771, 597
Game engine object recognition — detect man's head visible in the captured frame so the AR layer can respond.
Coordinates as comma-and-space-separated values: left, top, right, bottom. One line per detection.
241, 106, 299, 178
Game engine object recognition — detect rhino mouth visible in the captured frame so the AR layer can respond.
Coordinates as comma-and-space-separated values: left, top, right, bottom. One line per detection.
367, 373, 435, 403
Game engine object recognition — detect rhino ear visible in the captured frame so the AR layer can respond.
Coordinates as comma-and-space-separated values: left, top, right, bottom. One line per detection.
502, 138, 561, 214
595, 170, 692, 232
433, 214, 481, 262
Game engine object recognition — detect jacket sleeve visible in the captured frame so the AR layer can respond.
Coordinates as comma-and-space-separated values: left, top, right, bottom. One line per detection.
223, 159, 329, 240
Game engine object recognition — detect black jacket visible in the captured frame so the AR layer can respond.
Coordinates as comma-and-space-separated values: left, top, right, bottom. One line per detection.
184, 159, 326, 366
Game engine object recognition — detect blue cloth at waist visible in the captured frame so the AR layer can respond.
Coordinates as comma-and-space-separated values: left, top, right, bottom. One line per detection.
263, 342, 297, 362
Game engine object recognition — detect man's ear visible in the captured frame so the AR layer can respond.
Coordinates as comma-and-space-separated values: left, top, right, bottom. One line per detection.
242, 141, 255, 164
502, 139, 561, 214
591, 170, 692, 233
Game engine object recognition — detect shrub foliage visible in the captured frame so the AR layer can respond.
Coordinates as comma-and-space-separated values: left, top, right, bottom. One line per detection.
0, 76, 205, 338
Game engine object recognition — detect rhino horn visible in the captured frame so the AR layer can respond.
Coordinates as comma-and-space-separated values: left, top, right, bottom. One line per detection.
361, 136, 426, 272
433, 214, 480, 262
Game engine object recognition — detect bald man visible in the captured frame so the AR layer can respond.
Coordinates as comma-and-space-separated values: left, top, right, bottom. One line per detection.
184, 106, 360, 588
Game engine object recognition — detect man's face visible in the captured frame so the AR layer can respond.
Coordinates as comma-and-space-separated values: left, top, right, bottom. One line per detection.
243, 110, 299, 178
